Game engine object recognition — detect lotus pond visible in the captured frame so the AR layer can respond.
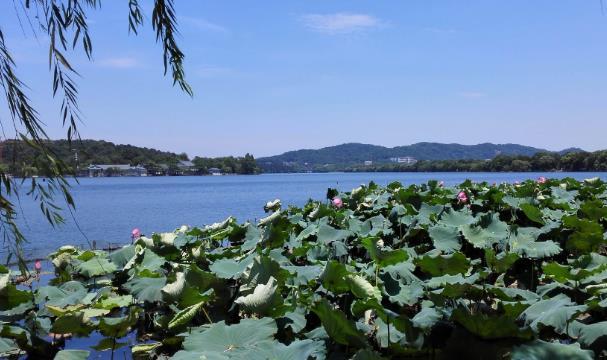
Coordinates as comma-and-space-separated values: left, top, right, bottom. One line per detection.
1, 177, 607, 359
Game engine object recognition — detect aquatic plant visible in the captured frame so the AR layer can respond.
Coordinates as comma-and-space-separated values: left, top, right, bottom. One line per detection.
1, 177, 606, 359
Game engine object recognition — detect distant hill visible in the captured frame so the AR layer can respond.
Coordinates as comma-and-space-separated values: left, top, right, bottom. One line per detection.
258, 142, 585, 172
1, 139, 186, 168
0, 139, 260, 176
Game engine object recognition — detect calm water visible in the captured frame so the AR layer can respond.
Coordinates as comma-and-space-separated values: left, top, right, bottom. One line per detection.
5, 172, 607, 260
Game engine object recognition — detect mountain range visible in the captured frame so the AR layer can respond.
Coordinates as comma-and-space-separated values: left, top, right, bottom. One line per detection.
257, 142, 584, 172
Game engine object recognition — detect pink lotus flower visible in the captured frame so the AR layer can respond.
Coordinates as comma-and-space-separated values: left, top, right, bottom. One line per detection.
332, 197, 343, 208
438, 181, 445, 188
131, 228, 141, 239
537, 176, 547, 184
34, 259, 42, 273
514, 181, 520, 185
457, 191, 468, 204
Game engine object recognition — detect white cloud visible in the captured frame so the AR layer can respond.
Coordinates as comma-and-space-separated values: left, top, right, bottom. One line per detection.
97, 57, 139, 69
300, 13, 383, 34
179, 16, 227, 33
458, 91, 487, 99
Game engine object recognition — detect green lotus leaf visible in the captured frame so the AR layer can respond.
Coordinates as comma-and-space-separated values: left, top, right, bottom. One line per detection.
415, 204, 443, 226
508, 227, 561, 259
416, 252, 470, 276
178, 266, 218, 308
427, 225, 461, 253
511, 340, 593, 360
92, 337, 128, 351
579, 199, 607, 221
362, 215, 393, 237
162, 272, 186, 301
81, 308, 111, 319
485, 249, 519, 273
35, 281, 87, 310
176, 318, 278, 358
132, 342, 162, 359
136, 248, 166, 273
98, 307, 140, 338
50, 312, 93, 336
0, 284, 31, 312
519, 294, 587, 334
550, 186, 578, 204
241, 223, 262, 251
168, 296, 211, 330
425, 272, 480, 289
311, 299, 367, 348
279, 307, 307, 333
439, 207, 475, 227
569, 321, 607, 348
235, 276, 282, 315
489, 287, 539, 302
320, 260, 350, 293
53, 350, 90, 360
386, 281, 424, 306
351, 349, 387, 360
240, 255, 289, 293
108, 245, 136, 269
124, 275, 166, 303
361, 237, 408, 267
0, 336, 19, 356
209, 255, 254, 280
452, 307, 532, 340
563, 216, 605, 253
76, 257, 117, 278
460, 223, 509, 250
316, 224, 351, 245
411, 306, 441, 331
94, 295, 133, 310
283, 265, 322, 285
375, 317, 407, 348
247, 339, 325, 360
0, 324, 30, 349
345, 274, 381, 300
520, 203, 545, 225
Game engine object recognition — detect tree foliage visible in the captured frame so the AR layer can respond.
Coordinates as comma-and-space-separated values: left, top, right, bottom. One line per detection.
0, 0, 192, 266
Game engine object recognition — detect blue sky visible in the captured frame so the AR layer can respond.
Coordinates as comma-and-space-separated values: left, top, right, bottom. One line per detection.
1, 1, 606, 157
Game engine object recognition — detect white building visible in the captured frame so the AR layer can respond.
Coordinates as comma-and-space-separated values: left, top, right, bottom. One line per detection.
364, 160, 373, 166
390, 156, 417, 165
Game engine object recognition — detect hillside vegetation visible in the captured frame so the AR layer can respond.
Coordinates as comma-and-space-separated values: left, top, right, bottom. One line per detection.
258, 142, 583, 172
0, 140, 260, 176
348, 151, 607, 173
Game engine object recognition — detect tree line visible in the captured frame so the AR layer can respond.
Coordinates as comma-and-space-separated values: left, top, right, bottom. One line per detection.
0, 140, 260, 176
346, 150, 607, 173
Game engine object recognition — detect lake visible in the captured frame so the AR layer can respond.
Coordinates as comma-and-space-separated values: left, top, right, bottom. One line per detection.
5, 172, 607, 261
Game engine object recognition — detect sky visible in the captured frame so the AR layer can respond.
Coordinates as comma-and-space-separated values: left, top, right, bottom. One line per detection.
1, 0, 607, 158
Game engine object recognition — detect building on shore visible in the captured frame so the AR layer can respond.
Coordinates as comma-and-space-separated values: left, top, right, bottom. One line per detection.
390, 156, 418, 165
208, 167, 223, 176
85, 164, 147, 177
176, 160, 198, 175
